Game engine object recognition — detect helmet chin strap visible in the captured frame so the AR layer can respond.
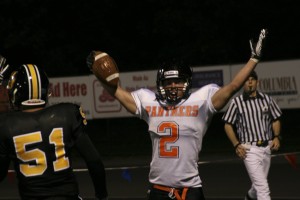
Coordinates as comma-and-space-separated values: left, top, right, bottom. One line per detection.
165, 87, 184, 104
166, 87, 178, 97
157, 96, 187, 110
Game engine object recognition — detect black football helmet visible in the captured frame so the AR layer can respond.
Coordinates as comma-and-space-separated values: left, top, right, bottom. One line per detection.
7, 64, 49, 110
156, 63, 192, 106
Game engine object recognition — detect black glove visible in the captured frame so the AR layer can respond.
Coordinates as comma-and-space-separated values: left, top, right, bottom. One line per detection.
86, 51, 96, 71
249, 29, 268, 63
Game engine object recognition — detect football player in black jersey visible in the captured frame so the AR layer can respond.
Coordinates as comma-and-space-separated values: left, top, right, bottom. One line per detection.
0, 64, 108, 200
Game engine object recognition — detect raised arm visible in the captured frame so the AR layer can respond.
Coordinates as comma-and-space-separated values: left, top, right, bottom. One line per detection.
86, 51, 137, 115
0, 54, 14, 86
212, 59, 257, 110
102, 83, 137, 115
212, 29, 268, 111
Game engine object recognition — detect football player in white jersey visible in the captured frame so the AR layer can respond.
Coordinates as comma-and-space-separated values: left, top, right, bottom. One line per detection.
88, 29, 267, 200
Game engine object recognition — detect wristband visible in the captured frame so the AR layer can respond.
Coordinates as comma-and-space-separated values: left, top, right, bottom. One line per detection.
250, 58, 259, 63
234, 142, 241, 150
273, 135, 281, 140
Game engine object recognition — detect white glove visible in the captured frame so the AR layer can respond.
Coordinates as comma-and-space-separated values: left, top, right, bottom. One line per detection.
249, 29, 268, 63
0, 54, 10, 85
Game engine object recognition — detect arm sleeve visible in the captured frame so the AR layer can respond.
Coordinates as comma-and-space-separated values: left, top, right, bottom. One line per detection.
0, 155, 10, 181
75, 133, 108, 199
71, 105, 87, 140
0, 132, 10, 182
207, 84, 220, 113
222, 99, 237, 124
269, 97, 282, 120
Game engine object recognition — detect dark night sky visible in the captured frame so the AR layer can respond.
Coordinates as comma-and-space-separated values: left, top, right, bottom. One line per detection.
0, 0, 299, 77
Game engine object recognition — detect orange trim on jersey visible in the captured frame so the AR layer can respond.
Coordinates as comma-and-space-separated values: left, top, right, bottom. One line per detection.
153, 184, 188, 200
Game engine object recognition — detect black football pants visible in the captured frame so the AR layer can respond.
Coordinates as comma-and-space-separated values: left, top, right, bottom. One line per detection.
22, 195, 83, 200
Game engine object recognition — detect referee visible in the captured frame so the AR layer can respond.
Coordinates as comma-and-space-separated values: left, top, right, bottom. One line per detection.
222, 70, 282, 200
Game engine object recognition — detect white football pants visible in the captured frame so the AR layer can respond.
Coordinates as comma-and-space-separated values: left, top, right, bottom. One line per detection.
243, 144, 271, 200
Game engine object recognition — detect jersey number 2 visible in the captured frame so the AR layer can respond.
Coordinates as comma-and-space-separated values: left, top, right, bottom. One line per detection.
13, 128, 70, 177
158, 121, 179, 158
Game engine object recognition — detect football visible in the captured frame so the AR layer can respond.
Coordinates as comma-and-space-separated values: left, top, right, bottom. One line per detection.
89, 51, 119, 86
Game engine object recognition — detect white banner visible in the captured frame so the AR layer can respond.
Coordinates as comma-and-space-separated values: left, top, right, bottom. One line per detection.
48, 76, 94, 119
90, 70, 157, 118
230, 59, 300, 109
48, 59, 300, 119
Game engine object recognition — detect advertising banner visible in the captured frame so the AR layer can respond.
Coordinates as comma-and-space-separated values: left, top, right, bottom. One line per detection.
48, 76, 94, 119
90, 70, 157, 118
47, 59, 300, 119
231, 59, 300, 109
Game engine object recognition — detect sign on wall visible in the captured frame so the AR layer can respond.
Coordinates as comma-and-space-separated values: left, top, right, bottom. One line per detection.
47, 59, 300, 119
48, 76, 94, 118
231, 59, 300, 109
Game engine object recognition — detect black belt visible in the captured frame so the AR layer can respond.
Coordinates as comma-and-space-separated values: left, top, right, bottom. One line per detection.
249, 140, 269, 147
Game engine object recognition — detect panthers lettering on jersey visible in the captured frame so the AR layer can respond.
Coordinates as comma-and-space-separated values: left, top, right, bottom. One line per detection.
131, 84, 219, 188
0, 103, 86, 198
145, 105, 199, 117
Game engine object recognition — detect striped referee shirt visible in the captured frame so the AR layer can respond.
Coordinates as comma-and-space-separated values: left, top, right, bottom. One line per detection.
222, 92, 282, 143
